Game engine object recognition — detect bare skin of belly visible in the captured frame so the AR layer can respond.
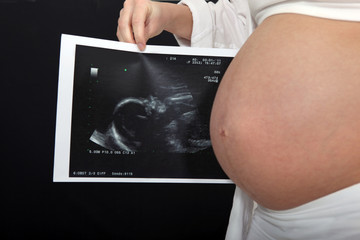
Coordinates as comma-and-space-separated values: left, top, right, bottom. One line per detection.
210, 13, 360, 210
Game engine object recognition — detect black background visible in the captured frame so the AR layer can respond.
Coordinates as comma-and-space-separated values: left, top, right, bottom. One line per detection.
2, 0, 235, 239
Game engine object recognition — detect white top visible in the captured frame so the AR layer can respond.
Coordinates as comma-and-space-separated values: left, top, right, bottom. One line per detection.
250, 0, 360, 25
175, 0, 254, 49
176, 0, 360, 48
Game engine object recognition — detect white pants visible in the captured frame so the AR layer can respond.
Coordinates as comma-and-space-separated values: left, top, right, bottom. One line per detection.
226, 183, 360, 240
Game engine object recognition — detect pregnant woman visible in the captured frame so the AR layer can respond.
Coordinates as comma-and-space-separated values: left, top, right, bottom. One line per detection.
117, 0, 360, 239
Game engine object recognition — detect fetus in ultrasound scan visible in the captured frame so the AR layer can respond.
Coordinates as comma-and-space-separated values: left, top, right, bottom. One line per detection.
90, 85, 212, 153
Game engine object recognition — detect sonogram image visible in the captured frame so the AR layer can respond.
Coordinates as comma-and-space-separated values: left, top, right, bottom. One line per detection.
90, 83, 211, 153
68, 44, 233, 180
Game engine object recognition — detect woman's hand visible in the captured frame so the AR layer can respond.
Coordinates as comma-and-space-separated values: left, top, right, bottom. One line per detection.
117, 0, 164, 50
117, 0, 193, 51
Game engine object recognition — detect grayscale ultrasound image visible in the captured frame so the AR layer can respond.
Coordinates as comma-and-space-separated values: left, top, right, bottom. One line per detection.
90, 83, 212, 153
69, 44, 233, 179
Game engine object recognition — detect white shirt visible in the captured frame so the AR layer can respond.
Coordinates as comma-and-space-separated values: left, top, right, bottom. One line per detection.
250, 0, 360, 25
175, 0, 253, 49
176, 0, 360, 49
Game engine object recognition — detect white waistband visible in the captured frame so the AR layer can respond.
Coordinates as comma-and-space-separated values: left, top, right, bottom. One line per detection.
249, 183, 360, 240
259, 183, 360, 216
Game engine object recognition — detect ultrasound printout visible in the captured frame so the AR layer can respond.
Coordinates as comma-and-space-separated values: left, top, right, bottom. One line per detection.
53, 34, 236, 183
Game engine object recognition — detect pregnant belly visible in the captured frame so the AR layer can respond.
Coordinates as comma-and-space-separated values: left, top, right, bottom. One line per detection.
210, 13, 360, 210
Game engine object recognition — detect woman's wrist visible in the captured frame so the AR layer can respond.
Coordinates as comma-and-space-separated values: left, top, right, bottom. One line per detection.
160, 2, 193, 40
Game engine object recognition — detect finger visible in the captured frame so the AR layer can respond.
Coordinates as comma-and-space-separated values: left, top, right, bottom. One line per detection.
116, 9, 125, 41
117, 3, 136, 43
116, 13, 127, 42
132, 4, 149, 51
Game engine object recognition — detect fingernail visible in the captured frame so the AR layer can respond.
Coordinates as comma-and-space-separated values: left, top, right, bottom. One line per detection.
137, 43, 145, 51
